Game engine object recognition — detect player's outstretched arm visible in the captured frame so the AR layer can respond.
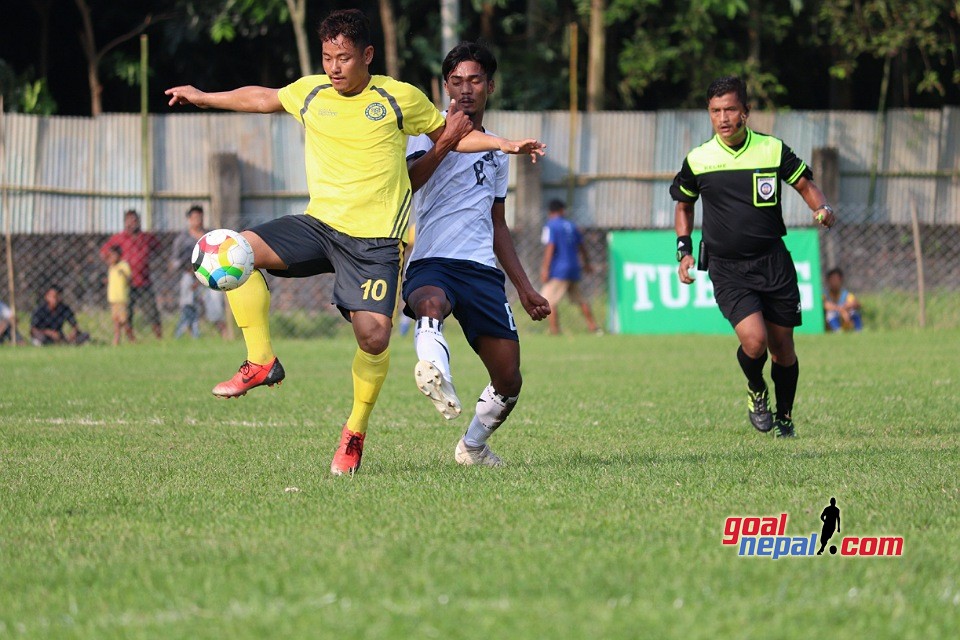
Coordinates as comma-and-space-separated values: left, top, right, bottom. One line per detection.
454, 130, 545, 163
165, 85, 283, 114
492, 203, 550, 321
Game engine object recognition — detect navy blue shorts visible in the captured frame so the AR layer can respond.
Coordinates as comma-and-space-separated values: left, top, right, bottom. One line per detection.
402, 257, 518, 351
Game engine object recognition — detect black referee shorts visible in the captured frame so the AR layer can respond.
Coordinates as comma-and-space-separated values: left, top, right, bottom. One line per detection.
248, 214, 403, 320
708, 242, 802, 328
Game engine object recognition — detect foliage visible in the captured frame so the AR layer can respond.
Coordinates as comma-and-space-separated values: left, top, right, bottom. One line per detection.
0, 0, 959, 114
817, 0, 960, 100
0, 60, 58, 115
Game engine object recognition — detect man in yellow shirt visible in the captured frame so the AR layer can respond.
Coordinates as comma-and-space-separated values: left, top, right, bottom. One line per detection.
166, 9, 544, 475
105, 245, 135, 345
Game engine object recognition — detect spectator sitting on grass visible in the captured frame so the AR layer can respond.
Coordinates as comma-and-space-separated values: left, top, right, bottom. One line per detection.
823, 267, 862, 332
30, 284, 90, 346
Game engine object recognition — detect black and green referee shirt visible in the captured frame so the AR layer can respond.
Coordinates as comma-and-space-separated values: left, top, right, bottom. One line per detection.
670, 128, 813, 260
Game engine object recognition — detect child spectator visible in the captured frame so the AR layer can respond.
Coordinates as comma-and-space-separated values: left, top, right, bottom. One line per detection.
823, 267, 863, 332
106, 245, 136, 345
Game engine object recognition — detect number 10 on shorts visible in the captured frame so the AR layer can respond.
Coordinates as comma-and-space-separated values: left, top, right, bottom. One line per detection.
361, 279, 387, 301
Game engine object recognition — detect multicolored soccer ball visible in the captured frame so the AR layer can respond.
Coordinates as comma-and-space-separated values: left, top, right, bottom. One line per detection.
192, 229, 255, 291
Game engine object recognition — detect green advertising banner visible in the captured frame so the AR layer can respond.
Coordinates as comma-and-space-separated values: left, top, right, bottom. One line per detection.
608, 229, 824, 335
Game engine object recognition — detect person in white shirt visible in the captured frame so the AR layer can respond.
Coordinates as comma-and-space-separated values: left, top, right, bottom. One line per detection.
402, 42, 550, 466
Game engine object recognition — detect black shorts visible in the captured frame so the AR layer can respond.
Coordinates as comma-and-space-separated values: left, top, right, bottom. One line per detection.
402, 257, 519, 351
708, 242, 802, 328
249, 214, 403, 320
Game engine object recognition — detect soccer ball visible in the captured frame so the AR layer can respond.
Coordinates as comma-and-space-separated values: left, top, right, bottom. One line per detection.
192, 229, 255, 291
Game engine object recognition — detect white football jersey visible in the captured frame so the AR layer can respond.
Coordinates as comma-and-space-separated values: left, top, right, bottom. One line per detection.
406, 126, 509, 268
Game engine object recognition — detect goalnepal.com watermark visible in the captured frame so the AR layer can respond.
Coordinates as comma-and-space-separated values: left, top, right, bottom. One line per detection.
722, 498, 903, 559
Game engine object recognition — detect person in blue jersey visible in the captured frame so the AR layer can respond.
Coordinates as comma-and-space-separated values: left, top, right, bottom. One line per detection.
402, 42, 550, 466
540, 200, 600, 335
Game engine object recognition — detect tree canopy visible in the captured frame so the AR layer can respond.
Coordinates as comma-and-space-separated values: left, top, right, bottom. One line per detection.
1, 0, 957, 115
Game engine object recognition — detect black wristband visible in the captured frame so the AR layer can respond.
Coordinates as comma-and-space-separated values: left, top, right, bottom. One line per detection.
676, 235, 693, 262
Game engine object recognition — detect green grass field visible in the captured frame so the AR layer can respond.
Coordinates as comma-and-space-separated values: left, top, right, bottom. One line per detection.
1, 327, 958, 638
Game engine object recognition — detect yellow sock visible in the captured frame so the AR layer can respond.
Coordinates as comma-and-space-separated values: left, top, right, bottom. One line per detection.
226, 270, 274, 364
346, 347, 390, 434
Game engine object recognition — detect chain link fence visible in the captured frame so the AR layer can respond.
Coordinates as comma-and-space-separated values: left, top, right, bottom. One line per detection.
1, 204, 958, 345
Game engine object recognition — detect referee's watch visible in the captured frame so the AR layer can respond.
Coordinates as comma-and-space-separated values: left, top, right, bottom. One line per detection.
676, 235, 693, 262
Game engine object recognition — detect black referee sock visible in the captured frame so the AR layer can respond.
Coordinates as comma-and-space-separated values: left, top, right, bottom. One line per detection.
737, 346, 767, 392
771, 359, 799, 420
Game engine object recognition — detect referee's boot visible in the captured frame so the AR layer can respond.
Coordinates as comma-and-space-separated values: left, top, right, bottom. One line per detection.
746, 385, 774, 433
212, 357, 285, 398
773, 416, 796, 438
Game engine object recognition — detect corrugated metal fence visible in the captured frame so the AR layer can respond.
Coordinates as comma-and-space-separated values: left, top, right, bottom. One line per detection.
2, 108, 958, 233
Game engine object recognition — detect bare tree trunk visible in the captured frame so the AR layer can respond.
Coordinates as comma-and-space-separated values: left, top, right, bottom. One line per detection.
481, 2, 495, 41
586, 0, 605, 112
74, 0, 102, 116
284, 0, 311, 76
378, 0, 400, 78
72, 1, 164, 117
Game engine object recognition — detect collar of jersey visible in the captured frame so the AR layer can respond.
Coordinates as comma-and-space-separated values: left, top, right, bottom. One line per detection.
714, 128, 752, 158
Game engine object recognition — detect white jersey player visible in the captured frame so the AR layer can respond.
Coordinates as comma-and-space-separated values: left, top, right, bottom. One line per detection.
402, 42, 550, 466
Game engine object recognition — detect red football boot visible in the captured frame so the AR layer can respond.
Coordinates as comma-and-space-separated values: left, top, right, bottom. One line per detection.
331, 425, 365, 476
211, 358, 285, 398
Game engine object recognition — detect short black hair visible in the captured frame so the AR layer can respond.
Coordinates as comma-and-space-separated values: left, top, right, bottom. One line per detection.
108, 245, 123, 255
124, 209, 139, 219
826, 267, 844, 279
441, 41, 498, 81
548, 199, 566, 213
47, 284, 63, 295
318, 9, 371, 51
707, 76, 748, 109
186, 205, 203, 217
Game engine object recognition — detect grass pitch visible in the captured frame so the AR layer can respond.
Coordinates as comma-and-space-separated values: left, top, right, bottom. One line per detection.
1, 327, 958, 638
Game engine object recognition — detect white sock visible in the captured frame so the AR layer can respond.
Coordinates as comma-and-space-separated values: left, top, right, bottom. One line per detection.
463, 384, 518, 448
414, 317, 452, 381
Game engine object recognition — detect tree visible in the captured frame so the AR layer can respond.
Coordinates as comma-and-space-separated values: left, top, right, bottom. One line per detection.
379, 0, 401, 78
73, 0, 167, 116
818, 0, 960, 106
586, 0, 606, 111
205, 0, 311, 76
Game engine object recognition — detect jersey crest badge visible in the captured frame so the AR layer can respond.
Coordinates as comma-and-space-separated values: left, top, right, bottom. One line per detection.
757, 176, 776, 200
365, 102, 387, 121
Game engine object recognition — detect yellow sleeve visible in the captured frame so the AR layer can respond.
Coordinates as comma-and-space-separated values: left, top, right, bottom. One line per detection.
393, 81, 445, 137
278, 76, 329, 121
121, 263, 132, 282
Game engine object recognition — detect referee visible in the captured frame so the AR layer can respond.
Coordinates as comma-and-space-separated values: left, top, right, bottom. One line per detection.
670, 76, 835, 438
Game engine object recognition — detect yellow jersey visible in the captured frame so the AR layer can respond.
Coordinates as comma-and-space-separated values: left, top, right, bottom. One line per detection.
278, 74, 445, 239
108, 261, 132, 304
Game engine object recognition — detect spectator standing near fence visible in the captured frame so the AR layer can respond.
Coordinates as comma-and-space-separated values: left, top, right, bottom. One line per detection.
30, 285, 89, 346
170, 205, 225, 338
100, 209, 163, 338
105, 245, 135, 345
540, 199, 600, 335
671, 76, 835, 438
